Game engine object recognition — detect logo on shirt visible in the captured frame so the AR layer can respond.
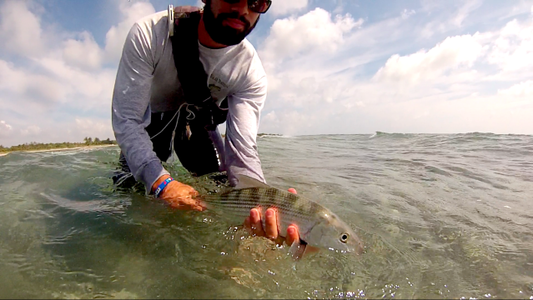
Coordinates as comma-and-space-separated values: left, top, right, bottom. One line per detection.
210, 74, 228, 90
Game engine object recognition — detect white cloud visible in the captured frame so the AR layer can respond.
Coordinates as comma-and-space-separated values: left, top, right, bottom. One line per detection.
332, 1, 345, 15
75, 118, 113, 138
269, 0, 308, 16
260, 8, 362, 66
1, 0, 533, 146
0, 120, 13, 138
104, 1, 156, 63
262, 110, 277, 123
258, 8, 364, 111
256, 4, 533, 136
374, 34, 485, 84
260, 110, 317, 135
417, 0, 482, 39
498, 80, 533, 97
1, 54, 114, 111
63, 32, 104, 71
36, 57, 116, 110
0, 59, 67, 104
20, 125, 41, 136
451, 0, 482, 27
401, 9, 416, 19
0, 0, 44, 57
0, 1, 129, 146
487, 19, 533, 73
0, 60, 26, 94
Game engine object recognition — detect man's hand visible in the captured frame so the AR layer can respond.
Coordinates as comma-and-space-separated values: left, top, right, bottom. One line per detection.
243, 188, 300, 246
152, 175, 206, 211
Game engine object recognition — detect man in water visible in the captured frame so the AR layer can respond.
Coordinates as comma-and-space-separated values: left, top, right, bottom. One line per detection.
111, 0, 299, 245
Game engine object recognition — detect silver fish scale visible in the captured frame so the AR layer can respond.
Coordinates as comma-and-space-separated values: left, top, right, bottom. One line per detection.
207, 187, 330, 235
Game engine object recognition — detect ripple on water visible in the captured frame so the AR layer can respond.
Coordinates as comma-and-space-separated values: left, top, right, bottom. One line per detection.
0, 136, 532, 298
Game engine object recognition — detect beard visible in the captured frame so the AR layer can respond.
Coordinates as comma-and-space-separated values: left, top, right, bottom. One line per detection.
203, 0, 259, 46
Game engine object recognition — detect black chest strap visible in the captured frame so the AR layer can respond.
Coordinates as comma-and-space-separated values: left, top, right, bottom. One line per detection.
169, 5, 228, 130
170, 6, 211, 105
167, 6, 228, 175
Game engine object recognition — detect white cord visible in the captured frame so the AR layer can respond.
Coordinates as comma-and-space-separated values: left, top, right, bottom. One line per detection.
150, 102, 189, 140
185, 105, 196, 121
149, 102, 201, 156
114, 172, 133, 186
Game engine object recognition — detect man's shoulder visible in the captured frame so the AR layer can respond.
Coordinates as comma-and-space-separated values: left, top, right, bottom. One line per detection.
124, 10, 171, 53
231, 40, 267, 93
131, 10, 168, 33
135, 10, 167, 25
239, 39, 260, 60
230, 39, 264, 78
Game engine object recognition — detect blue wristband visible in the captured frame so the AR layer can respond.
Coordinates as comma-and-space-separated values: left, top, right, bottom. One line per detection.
154, 177, 174, 198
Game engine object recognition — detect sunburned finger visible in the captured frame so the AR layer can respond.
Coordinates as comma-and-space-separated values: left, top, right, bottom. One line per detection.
286, 224, 299, 246
192, 202, 206, 211
250, 207, 261, 224
195, 199, 207, 210
165, 199, 180, 209
264, 208, 279, 240
250, 208, 264, 236
181, 198, 199, 210
244, 216, 252, 233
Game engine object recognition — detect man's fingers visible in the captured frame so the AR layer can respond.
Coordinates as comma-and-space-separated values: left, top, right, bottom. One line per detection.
191, 201, 206, 211
242, 205, 312, 257
189, 188, 200, 197
244, 216, 252, 231
249, 208, 264, 236
188, 197, 207, 211
158, 181, 205, 211
286, 224, 299, 246
244, 208, 264, 236
264, 208, 279, 240
167, 197, 206, 211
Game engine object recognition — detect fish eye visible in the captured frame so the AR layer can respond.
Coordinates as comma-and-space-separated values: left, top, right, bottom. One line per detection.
340, 233, 349, 243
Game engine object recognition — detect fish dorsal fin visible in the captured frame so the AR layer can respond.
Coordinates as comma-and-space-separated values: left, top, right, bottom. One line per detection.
235, 174, 270, 189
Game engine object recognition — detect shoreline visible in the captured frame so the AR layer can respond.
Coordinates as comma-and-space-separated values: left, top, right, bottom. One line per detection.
0, 144, 117, 157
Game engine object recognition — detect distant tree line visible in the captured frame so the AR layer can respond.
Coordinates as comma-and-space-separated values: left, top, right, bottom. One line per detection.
0, 137, 116, 153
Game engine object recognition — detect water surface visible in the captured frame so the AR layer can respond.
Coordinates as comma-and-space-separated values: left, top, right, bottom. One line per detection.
0, 133, 532, 298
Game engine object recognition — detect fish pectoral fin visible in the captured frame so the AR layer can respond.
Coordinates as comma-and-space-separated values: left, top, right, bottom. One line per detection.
235, 174, 270, 189
288, 239, 307, 261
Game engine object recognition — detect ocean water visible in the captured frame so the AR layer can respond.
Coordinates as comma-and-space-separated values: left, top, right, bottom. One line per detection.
0, 133, 532, 299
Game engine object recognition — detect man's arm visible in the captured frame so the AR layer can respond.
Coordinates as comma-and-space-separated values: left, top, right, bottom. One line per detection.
224, 56, 268, 186
112, 22, 169, 190
222, 54, 303, 248
151, 174, 206, 210
112, 19, 206, 210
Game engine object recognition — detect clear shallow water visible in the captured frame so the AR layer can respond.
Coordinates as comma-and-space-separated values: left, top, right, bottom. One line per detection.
0, 133, 532, 299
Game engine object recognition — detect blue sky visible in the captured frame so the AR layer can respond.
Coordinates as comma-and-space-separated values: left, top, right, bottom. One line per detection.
0, 0, 532, 147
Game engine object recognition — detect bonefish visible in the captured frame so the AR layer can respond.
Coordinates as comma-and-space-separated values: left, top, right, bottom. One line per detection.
204, 175, 364, 258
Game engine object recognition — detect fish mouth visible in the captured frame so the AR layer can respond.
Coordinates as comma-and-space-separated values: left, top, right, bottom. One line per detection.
350, 240, 364, 255
340, 241, 364, 255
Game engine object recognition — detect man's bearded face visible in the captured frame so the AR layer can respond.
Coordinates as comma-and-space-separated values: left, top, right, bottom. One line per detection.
203, 0, 260, 46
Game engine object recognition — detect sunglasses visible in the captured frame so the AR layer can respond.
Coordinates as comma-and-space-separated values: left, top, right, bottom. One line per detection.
221, 0, 272, 14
